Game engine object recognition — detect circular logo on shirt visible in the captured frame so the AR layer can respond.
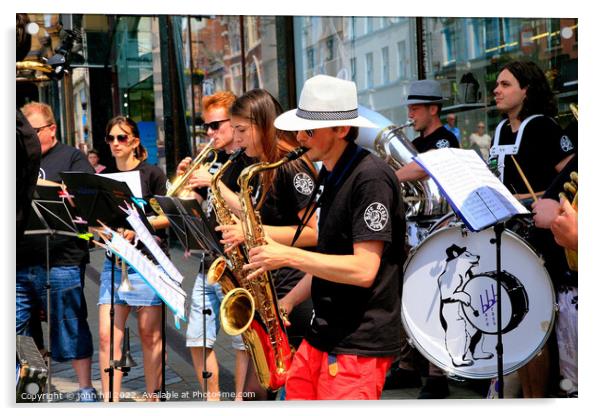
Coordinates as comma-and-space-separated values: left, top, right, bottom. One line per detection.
293, 172, 314, 196
363, 202, 389, 232
560, 135, 574, 153
38, 168, 46, 179
436, 139, 450, 149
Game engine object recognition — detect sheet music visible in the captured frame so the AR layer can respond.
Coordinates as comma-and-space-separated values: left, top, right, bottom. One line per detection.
123, 203, 185, 285
414, 148, 528, 231
105, 231, 187, 327
99, 171, 143, 198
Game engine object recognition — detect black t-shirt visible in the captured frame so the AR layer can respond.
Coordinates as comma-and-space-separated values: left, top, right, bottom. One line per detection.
200, 150, 254, 230
254, 158, 317, 297
305, 143, 405, 356
412, 126, 459, 153
196, 150, 254, 200
195, 150, 255, 268
536, 154, 578, 288
496, 118, 577, 289
105, 160, 169, 255
497, 116, 575, 195
16, 110, 41, 242
17, 142, 94, 267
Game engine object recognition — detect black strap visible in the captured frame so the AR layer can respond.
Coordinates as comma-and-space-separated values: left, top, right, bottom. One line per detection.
290, 145, 369, 247
290, 168, 326, 247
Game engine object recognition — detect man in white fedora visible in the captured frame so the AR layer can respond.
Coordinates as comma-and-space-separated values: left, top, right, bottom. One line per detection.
395, 79, 459, 183
242, 74, 406, 400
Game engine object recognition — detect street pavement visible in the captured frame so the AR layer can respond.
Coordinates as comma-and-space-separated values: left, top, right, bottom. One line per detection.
43, 243, 485, 403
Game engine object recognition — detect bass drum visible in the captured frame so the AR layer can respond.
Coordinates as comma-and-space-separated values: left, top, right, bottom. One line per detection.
401, 222, 556, 379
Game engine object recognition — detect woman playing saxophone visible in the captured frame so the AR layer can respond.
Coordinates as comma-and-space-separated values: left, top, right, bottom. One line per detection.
214, 89, 318, 400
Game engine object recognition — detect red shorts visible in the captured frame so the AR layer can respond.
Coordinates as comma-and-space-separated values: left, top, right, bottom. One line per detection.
285, 340, 394, 400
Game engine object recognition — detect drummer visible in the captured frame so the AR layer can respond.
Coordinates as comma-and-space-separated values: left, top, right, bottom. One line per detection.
490, 60, 575, 398
386, 79, 458, 399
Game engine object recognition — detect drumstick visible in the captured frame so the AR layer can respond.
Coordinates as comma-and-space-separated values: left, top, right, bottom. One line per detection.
510, 155, 538, 201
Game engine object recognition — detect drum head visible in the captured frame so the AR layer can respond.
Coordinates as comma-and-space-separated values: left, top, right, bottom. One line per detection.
402, 225, 556, 379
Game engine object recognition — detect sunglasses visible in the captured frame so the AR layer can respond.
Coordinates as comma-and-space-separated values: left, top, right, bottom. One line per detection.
305, 129, 314, 137
202, 119, 230, 131
33, 123, 52, 134
105, 134, 131, 144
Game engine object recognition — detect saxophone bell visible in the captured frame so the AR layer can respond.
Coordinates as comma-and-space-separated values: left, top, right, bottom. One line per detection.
220, 288, 256, 336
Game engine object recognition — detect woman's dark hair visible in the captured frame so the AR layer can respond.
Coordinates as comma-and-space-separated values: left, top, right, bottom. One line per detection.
88, 148, 99, 156
501, 60, 557, 119
105, 116, 147, 161
230, 89, 315, 207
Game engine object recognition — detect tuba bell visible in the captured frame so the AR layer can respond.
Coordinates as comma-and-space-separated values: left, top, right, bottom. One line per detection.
356, 106, 449, 218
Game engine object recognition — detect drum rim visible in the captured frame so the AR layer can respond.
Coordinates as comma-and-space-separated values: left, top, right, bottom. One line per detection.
401, 222, 557, 379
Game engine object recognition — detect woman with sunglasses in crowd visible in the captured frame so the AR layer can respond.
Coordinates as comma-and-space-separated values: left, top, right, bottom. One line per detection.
200, 89, 318, 400
97, 116, 169, 401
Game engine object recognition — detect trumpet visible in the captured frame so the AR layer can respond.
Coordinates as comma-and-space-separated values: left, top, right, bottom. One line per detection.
150, 139, 217, 214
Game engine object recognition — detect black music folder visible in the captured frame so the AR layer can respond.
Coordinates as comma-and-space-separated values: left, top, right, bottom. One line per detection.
60, 171, 153, 232
154, 195, 224, 257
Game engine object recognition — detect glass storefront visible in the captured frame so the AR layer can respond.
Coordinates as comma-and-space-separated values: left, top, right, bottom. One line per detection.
18, 14, 578, 173
293, 16, 578, 142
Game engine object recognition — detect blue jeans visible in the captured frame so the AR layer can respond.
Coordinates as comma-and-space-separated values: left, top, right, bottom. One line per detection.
186, 273, 245, 350
16, 265, 94, 362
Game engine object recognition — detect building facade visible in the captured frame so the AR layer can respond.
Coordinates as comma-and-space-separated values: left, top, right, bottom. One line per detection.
17, 14, 578, 175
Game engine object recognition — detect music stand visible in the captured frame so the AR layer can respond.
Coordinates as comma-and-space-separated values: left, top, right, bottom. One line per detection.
23, 184, 86, 402
154, 196, 224, 398
488, 213, 535, 399
60, 172, 153, 402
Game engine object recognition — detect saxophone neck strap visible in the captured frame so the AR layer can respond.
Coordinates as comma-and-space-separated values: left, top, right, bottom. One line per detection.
291, 144, 368, 247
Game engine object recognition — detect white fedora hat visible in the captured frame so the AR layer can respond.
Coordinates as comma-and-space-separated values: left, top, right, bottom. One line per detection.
401, 79, 445, 106
274, 75, 377, 131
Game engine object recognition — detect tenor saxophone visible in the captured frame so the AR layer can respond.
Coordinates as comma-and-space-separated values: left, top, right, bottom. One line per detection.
219, 146, 308, 391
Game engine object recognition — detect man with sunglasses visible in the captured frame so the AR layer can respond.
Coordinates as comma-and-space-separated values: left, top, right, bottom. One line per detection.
17, 102, 97, 402
175, 91, 252, 401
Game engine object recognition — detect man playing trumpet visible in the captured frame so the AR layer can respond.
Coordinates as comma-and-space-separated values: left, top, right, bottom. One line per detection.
176, 91, 251, 401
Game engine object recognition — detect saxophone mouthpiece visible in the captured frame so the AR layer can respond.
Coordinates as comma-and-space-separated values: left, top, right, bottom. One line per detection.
286, 146, 309, 161
229, 147, 247, 161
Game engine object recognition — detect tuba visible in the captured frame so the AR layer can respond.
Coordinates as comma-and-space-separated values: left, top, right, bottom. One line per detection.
219, 147, 308, 391
356, 106, 449, 218
150, 138, 217, 214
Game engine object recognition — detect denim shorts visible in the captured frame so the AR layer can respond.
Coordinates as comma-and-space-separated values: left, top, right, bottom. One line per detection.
98, 258, 162, 307
16, 265, 94, 362
186, 273, 245, 350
